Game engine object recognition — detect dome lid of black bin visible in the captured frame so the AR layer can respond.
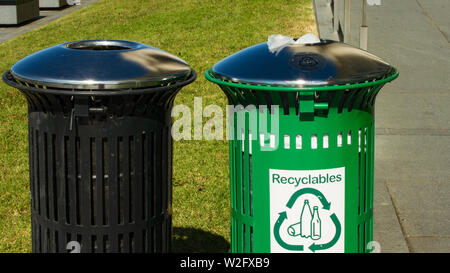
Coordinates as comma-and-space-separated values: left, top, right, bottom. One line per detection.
211, 37, 394, 87
9, 40, 193, 90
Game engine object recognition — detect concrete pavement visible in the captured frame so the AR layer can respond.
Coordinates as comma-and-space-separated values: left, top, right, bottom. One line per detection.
0, 0, 99, 44
316, 0, 450, 252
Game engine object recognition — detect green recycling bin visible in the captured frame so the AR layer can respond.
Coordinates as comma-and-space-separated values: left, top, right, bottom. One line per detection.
205, 35, 398, 253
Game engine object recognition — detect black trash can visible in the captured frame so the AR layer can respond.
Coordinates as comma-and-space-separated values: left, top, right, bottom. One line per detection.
2, 40, 196, 253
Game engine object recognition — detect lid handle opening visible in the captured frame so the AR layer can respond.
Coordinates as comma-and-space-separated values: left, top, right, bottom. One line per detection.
66, 40, 133, 51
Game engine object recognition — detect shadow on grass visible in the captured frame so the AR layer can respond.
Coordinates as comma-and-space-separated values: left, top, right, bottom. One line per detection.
172, 227, 230, 253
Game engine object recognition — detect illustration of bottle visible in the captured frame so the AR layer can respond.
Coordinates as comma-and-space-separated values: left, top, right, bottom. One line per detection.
311, 206, 321, 240
300, 200, 312, 238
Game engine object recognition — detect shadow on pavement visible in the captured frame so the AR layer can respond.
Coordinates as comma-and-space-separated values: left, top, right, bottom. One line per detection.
0, 16, 45, 28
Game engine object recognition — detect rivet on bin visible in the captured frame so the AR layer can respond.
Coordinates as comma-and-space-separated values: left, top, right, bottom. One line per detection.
3, 40, 196, 253
206, 34, 398, 253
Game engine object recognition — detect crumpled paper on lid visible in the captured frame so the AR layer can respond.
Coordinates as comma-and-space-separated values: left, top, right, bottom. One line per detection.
267, 33, 321, 54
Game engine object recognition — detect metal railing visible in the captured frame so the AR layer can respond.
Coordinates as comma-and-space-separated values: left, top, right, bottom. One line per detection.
315, 0, 382, 50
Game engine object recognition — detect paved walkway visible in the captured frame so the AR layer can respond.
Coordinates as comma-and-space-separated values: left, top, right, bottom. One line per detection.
317, 0, 449, 252
0, 0, 99, 44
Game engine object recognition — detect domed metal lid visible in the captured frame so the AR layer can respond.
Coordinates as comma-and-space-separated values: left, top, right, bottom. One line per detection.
10, 40, 193, 90
211, 38, 394, 87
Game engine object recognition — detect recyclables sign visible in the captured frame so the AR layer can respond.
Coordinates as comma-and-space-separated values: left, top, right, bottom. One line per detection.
269, 168, 345, 253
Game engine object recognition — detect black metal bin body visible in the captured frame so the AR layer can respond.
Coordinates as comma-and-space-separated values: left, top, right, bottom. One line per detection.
2, 40, 196, 253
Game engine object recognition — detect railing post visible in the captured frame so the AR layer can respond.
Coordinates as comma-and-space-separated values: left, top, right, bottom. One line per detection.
344, 0, 351, 44
360, 0, 368, 50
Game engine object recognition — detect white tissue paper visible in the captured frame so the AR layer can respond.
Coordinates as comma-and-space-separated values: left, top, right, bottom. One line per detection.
367, 0, 381, 6
67, 0, 81, 5
267, 33, 321, 54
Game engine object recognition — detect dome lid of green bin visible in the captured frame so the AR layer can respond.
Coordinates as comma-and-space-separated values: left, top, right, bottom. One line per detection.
211, 34, 395, 87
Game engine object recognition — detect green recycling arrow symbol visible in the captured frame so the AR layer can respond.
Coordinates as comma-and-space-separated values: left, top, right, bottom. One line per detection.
286, 188, 331, 210
274, 187, 341, 252
309, 213, 341, 252
273, 212, 304, 251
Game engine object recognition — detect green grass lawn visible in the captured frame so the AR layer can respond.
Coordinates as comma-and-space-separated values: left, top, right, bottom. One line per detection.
0, 0, 316, 252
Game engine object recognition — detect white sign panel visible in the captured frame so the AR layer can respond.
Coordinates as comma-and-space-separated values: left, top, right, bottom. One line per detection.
269, 168, 345, 253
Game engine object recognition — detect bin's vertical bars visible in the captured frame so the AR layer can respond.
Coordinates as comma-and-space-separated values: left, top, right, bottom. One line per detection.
150, 131, 156, 252
242, 223, 246, 253
360, 222, 366, 253
28, 125, 34, 233
368, 123, 375, 246
42, 132, 49, 221
167, 127, 173, 252
129, 136, 135, 225
102, 138, 109, 227
366, 125, 373, 213
243, 114, 251, 253
229, 113, 237, 210
118, 137, 124, 226
80, 137, 91, 222
142, 133, 148, 225
122, 136, 131, 225
109, 136, 119, 252
154, 129, 163, 253
34, 130, 41, 218
46, 133, 54, 222
363, 127, 368, 214
357, 129, 361, 216
37, 223, 42, 252
248, 130, 253, 218
161, 127, 169, 252
35, 131, 44, 251
234, 109, 243, 252
133, 133, 143, 252
69, 135, 77, 226
63, 136, 71, 225
236, 125, 243, 216
158, 128, 166, 252
75, 137, 81, 226
129, 232, 135, 253
361, 128, 367, 215
243, 112, 251, 217
82, 233, 91, 254
95, 137, 103, 228
241, 126, 246, 216
45, 228, 52, 253
118, 234, 124, 253
90, 138, 96, 227
228, 129, 237, 253
250, 226, 254, 253
56, 135, 67, 251
80, 136, 91, 252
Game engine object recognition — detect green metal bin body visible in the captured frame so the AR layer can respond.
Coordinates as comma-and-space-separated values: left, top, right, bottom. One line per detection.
206, 39, 398, 253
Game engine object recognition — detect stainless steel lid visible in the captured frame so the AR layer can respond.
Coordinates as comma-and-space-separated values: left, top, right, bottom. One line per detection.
10, 40, 193, 90
211, 39, 394, 87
